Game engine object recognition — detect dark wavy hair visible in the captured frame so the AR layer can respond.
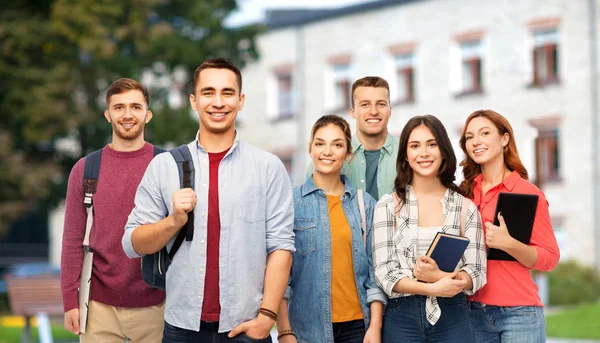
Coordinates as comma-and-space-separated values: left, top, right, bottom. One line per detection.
459, 109, 528, 198
394, 115, 462, 207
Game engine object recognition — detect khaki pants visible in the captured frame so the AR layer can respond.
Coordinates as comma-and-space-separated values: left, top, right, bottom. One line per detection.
80, 300, 164, 343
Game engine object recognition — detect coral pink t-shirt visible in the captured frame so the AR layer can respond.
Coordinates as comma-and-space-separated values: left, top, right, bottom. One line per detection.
469, 171, 560, 306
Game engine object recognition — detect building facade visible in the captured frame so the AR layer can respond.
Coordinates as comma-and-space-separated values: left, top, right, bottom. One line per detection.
237, 0, 600, 267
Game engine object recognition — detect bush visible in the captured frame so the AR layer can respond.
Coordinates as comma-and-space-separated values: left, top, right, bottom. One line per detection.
549, 260, 600, 305
0, 292, 8, 314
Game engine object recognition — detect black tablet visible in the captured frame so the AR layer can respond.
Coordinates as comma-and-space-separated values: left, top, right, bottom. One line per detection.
487, 192, 539, 261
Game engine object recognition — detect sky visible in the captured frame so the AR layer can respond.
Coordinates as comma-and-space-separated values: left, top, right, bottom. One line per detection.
225, 0, 375, 27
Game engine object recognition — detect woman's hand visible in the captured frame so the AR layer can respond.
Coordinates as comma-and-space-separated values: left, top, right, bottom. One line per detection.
485, 212, 514, 250
363, 325, 381, 343
414, 256, 447, 283
429, 272, 467, 298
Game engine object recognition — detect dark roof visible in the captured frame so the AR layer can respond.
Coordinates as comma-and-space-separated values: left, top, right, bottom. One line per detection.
266, 0, 420, 30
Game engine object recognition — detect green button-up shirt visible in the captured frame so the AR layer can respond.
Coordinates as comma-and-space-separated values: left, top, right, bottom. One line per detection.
306, 133, 399, 200
343, 133, 399, 200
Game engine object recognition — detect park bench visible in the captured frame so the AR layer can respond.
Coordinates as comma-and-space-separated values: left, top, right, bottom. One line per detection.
6, 273, 63, 343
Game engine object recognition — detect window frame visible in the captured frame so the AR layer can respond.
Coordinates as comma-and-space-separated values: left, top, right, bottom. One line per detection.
535, 128, 560, 184
394, 52, 415, 104
531, 28, 560, 87
330, 62, 351, 112
459, 40, 483, 95
275, 72, 294, 120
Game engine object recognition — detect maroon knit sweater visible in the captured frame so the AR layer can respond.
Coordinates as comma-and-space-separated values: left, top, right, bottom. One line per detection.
60, 143, 165, 312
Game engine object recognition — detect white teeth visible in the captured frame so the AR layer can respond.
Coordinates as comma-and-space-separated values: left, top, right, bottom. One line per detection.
418, 162, 433, 167
474, 149, 485, 154
211, 113, 226, 117
366, 119, 380, 123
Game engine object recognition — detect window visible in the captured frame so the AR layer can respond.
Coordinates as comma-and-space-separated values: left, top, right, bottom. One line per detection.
460, 40, 482, 93
332, 64, 351, 110
535, 127, 560, 184
276, 72, 294, 119
552, 218, 568, 261
394, 53, 414, 103
533, 29, 559, 85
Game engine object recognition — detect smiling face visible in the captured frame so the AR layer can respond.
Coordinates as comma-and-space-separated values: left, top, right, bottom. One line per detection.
406, 124, 443, 179
190, 68, 245, 136
463, 116, 509, 167
310, 123, 350, 178
350, 86, 391, 138
104, 89, 152, 141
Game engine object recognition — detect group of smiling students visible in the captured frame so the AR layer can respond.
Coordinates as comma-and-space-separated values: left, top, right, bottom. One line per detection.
278, 107, 560, 343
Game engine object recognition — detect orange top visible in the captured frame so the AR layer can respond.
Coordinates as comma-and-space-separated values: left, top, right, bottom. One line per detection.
469, 171, 560, 306
327, 195, 364, 323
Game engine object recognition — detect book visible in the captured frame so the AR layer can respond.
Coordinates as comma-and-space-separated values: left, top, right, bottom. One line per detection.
487, 192, 539, 261
425, 232, 470, 273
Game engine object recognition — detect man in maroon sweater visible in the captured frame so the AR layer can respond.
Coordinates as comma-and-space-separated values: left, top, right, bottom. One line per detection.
60, 78, 165, 342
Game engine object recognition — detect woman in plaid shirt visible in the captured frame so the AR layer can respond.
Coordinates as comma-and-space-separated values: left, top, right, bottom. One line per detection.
372, 115, 487, 343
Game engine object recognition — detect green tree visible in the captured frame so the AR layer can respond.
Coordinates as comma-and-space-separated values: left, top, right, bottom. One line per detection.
0, 0, 261, 236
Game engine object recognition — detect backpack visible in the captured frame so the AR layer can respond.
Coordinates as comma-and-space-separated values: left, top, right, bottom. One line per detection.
140, 145, 195, 290
82, 144, 195, 292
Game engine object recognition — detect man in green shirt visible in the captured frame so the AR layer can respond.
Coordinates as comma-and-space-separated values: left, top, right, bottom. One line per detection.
306, 76, 398, 200
345, 76, 399, 200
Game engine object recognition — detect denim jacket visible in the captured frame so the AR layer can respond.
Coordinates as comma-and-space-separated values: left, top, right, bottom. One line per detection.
285, 175, 387, 343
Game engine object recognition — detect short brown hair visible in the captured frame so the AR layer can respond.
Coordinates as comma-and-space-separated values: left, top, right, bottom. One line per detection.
105, 78, 150, 108
192, 58, 242, 94
309, 114, 353, 155
351, 76, 390, 108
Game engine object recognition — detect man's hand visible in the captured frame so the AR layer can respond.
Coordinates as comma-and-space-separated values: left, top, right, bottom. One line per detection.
227, 314, 273, 340
278, 334, 298, 343
171, 188, 196, 228
363, 325, 381, 343
414, 256, 446, 283
64, 308, 80, 335
485, 212, 513, 250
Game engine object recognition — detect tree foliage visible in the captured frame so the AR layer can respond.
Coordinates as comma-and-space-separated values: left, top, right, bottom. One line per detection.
0, 0, 261, 236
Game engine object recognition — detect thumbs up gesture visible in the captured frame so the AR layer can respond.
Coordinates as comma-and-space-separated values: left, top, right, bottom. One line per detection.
484, 212, 513, 250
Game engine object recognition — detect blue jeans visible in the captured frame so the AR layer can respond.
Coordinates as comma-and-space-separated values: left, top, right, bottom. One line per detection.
382, 293, 474, 343
468, 301, 546, 343
162, 321, 273, 343
332, 319, 365, 343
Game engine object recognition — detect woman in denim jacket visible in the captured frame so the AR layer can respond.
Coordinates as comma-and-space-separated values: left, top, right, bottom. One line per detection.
276, 115, 386, 343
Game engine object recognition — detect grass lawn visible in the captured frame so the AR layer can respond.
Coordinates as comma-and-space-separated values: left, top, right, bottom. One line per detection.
546, 303, 600, 339
0, 325, 77, 343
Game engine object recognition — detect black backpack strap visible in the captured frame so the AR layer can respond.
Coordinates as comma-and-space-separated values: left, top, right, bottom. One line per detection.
169, 145, 195, 190
83, 149, 103, 207
153, 145, 166, 156
168, 145, 195, 259
81, 148, 103, 252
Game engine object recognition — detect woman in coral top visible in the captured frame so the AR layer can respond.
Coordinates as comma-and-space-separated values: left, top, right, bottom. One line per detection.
459, 109, 560, 343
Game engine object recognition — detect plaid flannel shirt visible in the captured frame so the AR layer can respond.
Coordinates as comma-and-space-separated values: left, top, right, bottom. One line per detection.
372, 186, 487, 325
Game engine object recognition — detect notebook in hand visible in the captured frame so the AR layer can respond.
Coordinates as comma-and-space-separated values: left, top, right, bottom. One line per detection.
425, 232, 470, 273
487, 192, 539, 261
